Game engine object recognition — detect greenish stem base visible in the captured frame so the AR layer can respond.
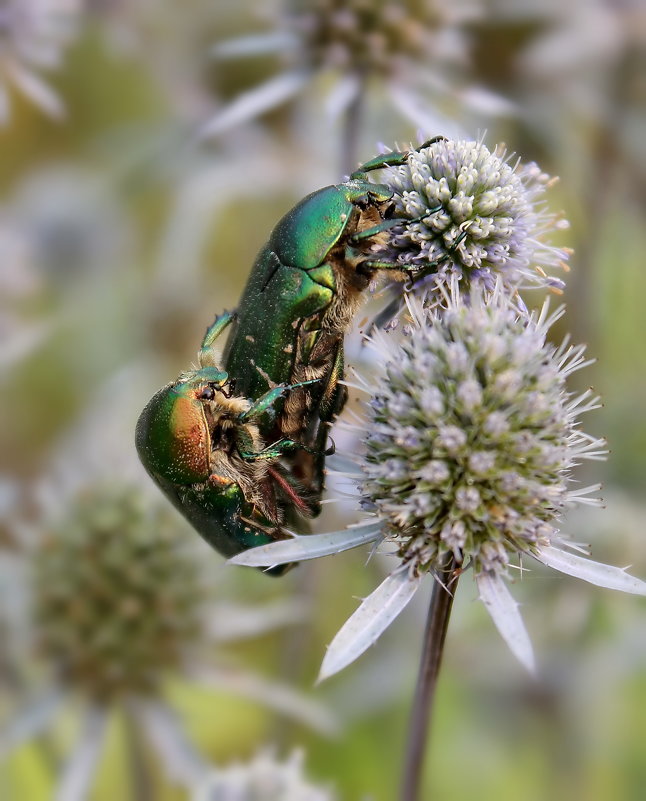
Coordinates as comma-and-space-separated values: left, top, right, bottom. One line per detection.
340, 79, 365, 176
401, 553, 461, 801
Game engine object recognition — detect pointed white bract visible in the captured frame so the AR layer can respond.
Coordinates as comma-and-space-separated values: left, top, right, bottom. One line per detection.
54, 706, 107, 801
134, 701, 210, 789
0, 691, 63, 757
199, 71, 308, 139
228, 523, 384, 567
191, 666, 338, 736
534, 545, 646, 595
318, 570, 421, 682
476, 572, 536, 674
0, 0, 79, 123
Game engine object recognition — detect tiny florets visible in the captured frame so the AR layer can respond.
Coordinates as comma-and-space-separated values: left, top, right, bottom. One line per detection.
359, 284, 604, 577
195, 750, 335, 801
381, 138, 570, 296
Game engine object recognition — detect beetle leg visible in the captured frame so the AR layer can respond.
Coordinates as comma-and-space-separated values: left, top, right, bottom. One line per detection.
348, 207, 444, 245
238, 379, 320, 423
350, 137, 447, 179
318, 336, 346, 424
239, 437, 322, 461
199, 309, 237, 368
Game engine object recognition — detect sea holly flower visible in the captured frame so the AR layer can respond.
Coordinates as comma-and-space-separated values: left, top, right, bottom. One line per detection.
203, 0, 509, 138
230, 283, 646, 678
194, 750, 335, 801
0, 0, 79, 122
380, 136, 571, 297
1, 485, 336, 799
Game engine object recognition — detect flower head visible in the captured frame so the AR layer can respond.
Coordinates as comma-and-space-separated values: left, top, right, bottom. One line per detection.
286, 0, 461, 79
203, 1, 496, 139
230, 283, 646, 676
194, 750, 335, 801
34, 485, 204, 698
361, 282, 597, 576
381, 137, 570, 295
3, 483, 335, 798
0, 0, 79, 122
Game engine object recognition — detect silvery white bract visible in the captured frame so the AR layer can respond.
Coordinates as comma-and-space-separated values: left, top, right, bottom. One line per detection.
231, 283, 646, 679
194, 750, 335, 801
381, 137, 571, 296
0, 0, 80, 122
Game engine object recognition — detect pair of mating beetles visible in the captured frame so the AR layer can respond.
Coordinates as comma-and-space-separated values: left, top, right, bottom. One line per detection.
136, 139, 446, 572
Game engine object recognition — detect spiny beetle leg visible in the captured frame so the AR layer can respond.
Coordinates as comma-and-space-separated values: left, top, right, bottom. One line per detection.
199, 309, 237, 367
350, 136, 447, 179
238, 378, 320, 423
348, 206, 444, 245
239, 437, 324, 462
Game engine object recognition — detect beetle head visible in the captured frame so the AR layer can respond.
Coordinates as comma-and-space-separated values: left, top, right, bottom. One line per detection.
135, 368, 230, 486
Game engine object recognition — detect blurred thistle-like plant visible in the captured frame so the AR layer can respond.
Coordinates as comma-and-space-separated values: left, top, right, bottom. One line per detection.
1, 484, 336, 798
204, 0, 511, 163
194, 749, 335, 801
0, 0, 79, 122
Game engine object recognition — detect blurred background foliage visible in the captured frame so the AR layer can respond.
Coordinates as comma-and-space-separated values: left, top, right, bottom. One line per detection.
1, 1, 645, 799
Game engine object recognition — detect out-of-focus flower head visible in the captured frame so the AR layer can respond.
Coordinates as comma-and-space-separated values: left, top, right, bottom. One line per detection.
381, 137, 570, 297
194, 750, 335, 801
2, 483, 336, 797
203, 0, 513, 139
0, 0, 79, 122
231, 284, 646, 678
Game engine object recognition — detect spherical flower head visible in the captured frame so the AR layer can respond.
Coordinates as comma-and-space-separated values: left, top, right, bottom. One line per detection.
287, 0, 462, 78
381, 137, 570, 296
34, 485, 205, 699
360, 283, 603, 578
194, 750, 335, 801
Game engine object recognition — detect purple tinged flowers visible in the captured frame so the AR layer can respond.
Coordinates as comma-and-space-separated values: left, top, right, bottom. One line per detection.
381, 137, 571, 296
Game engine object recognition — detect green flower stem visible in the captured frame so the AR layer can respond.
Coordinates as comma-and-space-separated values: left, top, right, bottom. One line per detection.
401, 553, 461, 801
124, 706, 154, 801
340, 76, 365, 176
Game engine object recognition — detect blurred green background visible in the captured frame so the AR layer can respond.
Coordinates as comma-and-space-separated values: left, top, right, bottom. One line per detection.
1, 1, 645, 799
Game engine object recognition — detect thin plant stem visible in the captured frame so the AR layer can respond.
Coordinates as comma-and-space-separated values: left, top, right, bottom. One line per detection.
340, 75, 366, 175
401, 553, 461, 801
124, 706, 154, 801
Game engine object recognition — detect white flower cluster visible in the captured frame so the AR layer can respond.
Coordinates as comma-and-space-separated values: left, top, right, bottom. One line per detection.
194, 751, 335, 801
362, 284, 604, 577
383, 137, 570, 294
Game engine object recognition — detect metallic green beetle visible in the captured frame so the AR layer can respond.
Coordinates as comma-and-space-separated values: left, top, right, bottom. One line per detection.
220, 138, 447, 502
136, 141, 447, 566
136, 311, 318, 568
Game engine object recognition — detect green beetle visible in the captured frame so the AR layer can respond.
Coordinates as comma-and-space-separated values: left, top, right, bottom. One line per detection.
136, 311, 319, 568
221, 138, 448, 502
136, 140, 448, 566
